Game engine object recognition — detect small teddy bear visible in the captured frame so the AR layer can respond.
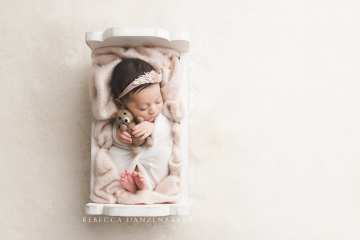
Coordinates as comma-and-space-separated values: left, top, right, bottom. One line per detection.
113, 109, 153, 148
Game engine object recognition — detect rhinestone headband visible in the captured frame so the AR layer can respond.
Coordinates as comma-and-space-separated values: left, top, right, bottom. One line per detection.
115, 70, 161, 101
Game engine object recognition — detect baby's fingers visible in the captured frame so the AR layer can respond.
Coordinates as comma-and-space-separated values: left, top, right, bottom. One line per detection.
140, 132, 151, 140
132, 127, 145, 136
131, 124, 141, 132
122, 131, 131, 138
117, 128, 131, 138
119, 133, 132, 144
122, 138, 132, 144
133, 129, 147, 138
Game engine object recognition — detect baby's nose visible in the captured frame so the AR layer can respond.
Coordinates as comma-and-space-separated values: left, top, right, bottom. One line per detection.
149, 106, 156, 114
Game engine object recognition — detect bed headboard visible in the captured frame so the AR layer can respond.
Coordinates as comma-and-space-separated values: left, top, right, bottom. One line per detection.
85, 27, 190, 53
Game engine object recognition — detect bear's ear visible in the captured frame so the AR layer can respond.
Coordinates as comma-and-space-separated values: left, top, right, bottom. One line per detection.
110, 111, 118, 119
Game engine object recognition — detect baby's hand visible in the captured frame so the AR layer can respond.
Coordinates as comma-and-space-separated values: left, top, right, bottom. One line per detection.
131, 121, 154, 140
116, 128, 132, 144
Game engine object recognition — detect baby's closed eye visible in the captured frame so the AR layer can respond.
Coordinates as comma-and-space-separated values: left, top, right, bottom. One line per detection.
137, 105, 148, 111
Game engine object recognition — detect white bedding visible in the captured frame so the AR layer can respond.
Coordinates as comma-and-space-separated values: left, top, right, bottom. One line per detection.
109, 113, 173, 190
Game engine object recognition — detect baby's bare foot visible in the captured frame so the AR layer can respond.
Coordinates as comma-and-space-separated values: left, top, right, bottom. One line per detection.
132, 171, 146, 190
120, 170, 136, 193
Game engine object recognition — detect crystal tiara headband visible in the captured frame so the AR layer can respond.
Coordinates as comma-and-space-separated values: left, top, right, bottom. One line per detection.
115, 70, 161, 101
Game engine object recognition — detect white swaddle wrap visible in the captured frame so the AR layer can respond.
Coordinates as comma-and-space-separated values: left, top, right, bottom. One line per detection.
109, 113, 173, 190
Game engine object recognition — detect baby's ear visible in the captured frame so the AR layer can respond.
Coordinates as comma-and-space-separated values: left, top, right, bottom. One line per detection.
114, 98, 125, 109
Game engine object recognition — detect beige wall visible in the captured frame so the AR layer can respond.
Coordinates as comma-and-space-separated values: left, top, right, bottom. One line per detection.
1, 0, 360, 239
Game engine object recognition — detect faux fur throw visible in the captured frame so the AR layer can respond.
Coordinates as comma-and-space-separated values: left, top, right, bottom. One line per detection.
89, 46, 184, 204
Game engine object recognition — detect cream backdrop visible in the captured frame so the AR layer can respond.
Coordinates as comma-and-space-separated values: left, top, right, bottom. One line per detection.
0, 0, 359, 239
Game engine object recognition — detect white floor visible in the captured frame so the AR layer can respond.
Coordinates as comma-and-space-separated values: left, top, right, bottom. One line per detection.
1, 0, 360, 240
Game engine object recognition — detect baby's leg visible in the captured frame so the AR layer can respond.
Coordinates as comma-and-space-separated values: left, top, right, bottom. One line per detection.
119, 170, 136, 193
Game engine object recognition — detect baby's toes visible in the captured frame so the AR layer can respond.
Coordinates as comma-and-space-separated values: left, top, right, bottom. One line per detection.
121, 171, 128, 177
134, 173, 145, 189
131, 171, 138, 178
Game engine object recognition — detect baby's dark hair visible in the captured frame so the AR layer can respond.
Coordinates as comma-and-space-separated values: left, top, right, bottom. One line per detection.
110, 58, 155, 103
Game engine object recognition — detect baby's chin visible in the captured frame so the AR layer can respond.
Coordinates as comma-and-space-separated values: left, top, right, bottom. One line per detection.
146, 116, 157, 122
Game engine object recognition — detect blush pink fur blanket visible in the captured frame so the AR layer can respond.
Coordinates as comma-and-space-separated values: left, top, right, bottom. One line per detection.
88, 46, 184, 204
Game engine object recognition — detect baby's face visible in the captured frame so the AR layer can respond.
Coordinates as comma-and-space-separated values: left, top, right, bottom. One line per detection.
125, 83, 163, 122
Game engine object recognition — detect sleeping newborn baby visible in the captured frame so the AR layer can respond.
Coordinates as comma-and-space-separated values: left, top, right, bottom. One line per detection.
109, 58, 172, 193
